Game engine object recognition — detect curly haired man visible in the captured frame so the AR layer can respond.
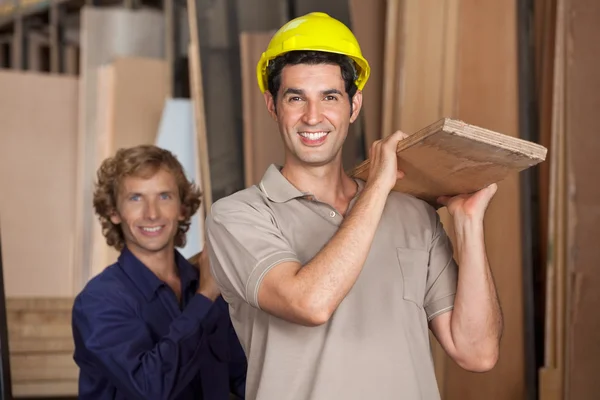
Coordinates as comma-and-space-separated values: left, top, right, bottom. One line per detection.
71, 145, 247, 399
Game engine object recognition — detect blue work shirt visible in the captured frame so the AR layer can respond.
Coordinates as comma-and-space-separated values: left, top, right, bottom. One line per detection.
72, 247, 247, 399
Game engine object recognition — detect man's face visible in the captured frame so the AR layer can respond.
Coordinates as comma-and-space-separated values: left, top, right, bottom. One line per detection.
110, 168, 183, 256
265, 63, 362, 167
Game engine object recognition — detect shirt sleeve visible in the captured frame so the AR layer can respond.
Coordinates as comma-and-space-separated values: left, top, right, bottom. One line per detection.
423, 211, 459, 321
206, 199, 300, 308
72, 289, 221, 400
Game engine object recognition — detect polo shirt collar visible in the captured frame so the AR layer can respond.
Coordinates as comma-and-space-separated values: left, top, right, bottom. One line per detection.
259, 164, 306, 203
118, 246, 199, 301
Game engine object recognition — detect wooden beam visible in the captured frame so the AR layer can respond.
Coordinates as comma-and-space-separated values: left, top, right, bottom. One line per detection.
11, 7, 24, 69
186, 0, 213, 218
49, 0, 62, 73
164, 0, 175, 97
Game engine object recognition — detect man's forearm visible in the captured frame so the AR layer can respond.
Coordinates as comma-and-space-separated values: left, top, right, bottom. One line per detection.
294, 183, 388, 319
450, 216, 503, 360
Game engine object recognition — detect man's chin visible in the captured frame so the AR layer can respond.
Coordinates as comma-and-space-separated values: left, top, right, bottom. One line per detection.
129, 238, 174, 254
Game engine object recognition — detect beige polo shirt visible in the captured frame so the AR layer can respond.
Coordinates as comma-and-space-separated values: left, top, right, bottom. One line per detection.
206, 164, 458, 400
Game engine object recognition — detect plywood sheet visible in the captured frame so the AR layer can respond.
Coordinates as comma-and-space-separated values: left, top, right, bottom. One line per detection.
397, 0, 452, 134
0, 71, 78, 297
564, 0, 600, 397
240, 31, 284, 187
442, 1, 526, 398
350, 118, 546, 206
90, 57, 168, 278
77, 6, 164, 289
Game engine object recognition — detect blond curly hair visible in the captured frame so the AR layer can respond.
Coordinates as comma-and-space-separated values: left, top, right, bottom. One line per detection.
93, 145, 202, 251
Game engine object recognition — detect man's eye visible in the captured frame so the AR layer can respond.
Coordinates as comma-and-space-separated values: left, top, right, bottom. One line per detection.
324, 95, 337, 101
160, 193, 171, 200
289, 96, 302, 102
130, 195, 140, 201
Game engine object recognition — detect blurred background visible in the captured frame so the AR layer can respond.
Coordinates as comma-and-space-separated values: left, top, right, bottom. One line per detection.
0, 0, 597, 399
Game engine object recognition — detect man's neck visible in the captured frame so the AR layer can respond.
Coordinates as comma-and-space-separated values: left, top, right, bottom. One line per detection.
281, 159, 358, 214
128, 244, 178, 282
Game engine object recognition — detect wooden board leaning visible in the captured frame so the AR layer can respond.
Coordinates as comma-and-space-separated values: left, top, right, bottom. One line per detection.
349, 118, 548, 206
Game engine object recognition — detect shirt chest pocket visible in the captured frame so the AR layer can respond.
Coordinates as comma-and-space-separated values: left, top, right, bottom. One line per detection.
397, 248, 429, 308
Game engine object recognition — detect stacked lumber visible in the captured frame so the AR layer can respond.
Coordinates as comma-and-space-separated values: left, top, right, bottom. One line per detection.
7, 298, 77, 397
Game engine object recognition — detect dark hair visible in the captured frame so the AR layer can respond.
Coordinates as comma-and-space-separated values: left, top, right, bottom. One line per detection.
266, 51, 358, 110
93, 145, 201, 251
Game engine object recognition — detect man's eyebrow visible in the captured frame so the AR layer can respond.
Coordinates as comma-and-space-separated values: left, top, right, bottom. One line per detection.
322, 89, 342, 96
282, 88, 343, 96
283, 88, 304, 96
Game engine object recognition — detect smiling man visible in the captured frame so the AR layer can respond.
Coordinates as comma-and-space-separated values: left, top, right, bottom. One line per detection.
206, 12, 503, 400
71, 145, 246, 399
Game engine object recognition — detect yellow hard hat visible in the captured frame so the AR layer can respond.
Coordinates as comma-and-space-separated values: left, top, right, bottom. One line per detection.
256, 12, 370, 93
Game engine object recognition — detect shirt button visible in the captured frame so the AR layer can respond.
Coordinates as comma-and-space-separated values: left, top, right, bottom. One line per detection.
329, 211, 336, 218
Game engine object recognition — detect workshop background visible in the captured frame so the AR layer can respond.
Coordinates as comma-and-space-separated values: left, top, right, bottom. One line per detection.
0, 0, 597, 399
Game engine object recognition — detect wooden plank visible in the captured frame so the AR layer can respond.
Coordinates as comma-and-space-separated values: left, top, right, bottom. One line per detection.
0, 71, 78, 297
350, 118, 547, 206
239, 31, 283, 187
10, 353, 78, 382
13, 380, 77, 397
535, 3, 557, 391
49, 0, 60, 73
164, 0, 174, 96
541, 2, 566, 399
187, 0, 213, 218
564, 0, 600, 397
76, 6, 165, 290
348, 0, 385, 148
6, 298, 73, 312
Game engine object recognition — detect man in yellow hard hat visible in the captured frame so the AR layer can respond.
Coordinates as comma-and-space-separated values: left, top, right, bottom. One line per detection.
206, 12, 503, 400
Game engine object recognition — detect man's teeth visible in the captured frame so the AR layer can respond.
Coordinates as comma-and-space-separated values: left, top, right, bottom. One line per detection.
142, 226, 162, 232
299, 131, 327, 140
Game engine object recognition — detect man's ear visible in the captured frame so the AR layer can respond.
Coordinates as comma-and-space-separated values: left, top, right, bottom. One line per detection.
349, 90, 363, 123
264, 91, 278, 122
109, 210, 121, 225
